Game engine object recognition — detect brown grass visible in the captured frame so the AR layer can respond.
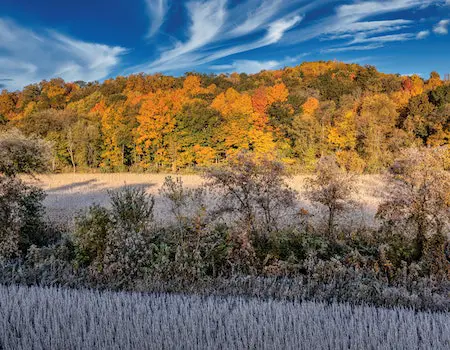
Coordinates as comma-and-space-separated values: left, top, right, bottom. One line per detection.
25, 173, 387, 227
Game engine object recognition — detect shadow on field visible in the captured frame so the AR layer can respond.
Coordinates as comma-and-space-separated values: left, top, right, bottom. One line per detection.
47, 179, 99, 193
44, 182, 159, 223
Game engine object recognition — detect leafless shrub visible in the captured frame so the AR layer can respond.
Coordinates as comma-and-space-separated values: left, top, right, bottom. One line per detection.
305, 156, 356, 237
159, 176, 207, 227
377, 147, 450, 266
204, 152, 298, 234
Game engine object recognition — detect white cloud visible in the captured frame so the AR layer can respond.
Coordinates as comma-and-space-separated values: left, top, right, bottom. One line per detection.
351, 33, 416, 44
134, 0, 303, 74
229, 0, 283, 36
416, 30, 430, 39
0, 19, 126, 91
321, 43, 384, 53
185, 14, 303, 68
336, 0, 435, 19
286, 0, 442, 55
433, 19, 449, 34
145, 0, 170, 38
210, 59, 281, 74
328, 19, 413, 37
150, 0, 227, 67
288, 0, 437, 43
209, 53, 310, 74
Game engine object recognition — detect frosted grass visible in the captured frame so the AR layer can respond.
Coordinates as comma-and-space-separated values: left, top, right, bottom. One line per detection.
1, 285, 448, 350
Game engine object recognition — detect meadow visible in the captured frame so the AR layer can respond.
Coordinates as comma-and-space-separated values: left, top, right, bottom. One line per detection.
28, 173, 385, 227
1, 284, 449, 350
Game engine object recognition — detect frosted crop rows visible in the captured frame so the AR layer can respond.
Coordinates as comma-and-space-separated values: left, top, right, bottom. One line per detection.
1, 285, 448, 350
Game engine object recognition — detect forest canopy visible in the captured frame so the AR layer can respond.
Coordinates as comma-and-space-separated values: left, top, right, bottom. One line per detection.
0, 61, 448, 173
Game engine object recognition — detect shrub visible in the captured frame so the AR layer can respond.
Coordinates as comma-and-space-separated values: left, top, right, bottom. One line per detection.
0, 128, 51, 177
0, 176, 49, 260
74, 187, 156, 281
109, 186, 154, 231
74, 205, 111, 266
305, 156, 356, 237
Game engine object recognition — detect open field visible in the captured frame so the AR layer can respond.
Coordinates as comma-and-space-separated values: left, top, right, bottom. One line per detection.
1, 284, 448, 350
27, 173, 386, 227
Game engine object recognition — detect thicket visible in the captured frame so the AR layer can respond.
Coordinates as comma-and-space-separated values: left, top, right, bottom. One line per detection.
0, 134, 448, 310
0, 61, 449, 173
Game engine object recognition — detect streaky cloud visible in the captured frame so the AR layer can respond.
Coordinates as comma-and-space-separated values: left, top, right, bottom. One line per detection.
0, 18, 127, 91
145, 0, 170, 38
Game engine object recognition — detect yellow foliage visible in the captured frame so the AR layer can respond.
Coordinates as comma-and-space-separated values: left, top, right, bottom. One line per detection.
192, 144, 216, 166
327, 112, 356, 150
248, 128, 277, 158
410, 74, 424, 96
390, 90, 410, 108
211, 88, 253, 117
182, 75, 203, 96
336, 150, 366, 174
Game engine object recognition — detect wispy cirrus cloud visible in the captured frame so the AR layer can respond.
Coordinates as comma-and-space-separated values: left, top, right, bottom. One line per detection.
287, 0, 441, 52
0, 18, 126, 90
228, 0, 283, 36
321, 43, 384, 53
151, 0, 227, 66
145, 0, 170, 38
132, 0, 305, 74
210, 59, 281, 74
209, 53, 309, 74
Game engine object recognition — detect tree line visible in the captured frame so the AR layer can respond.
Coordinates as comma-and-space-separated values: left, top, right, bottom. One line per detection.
0, 61, 448, 172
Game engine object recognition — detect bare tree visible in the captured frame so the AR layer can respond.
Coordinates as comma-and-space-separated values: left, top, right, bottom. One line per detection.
305, 156, 356, 237
376, 147, 450, 260
204, 152, 298, 235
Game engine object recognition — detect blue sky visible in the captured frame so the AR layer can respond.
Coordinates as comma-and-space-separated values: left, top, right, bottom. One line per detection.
0, 0, 449, 90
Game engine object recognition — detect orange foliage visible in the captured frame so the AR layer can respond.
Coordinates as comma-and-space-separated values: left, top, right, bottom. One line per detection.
299, 61, 337, 80
252, 87, 268, 116
267, 83, 288, 105
302, 97, 319, 116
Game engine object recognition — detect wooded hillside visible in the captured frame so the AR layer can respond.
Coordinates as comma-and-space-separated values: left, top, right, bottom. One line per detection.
0, 61, 448, 172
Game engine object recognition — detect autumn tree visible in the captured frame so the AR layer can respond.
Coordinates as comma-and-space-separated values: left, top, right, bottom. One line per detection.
135, 89, 184, 170
357, 94, 398, 172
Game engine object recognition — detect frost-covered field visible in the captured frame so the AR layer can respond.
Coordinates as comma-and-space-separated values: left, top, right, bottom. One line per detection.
26, 173, 385, 226
1, 285, 448, 350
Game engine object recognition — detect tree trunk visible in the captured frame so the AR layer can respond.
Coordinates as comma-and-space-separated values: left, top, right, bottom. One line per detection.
328, 207, 335, 237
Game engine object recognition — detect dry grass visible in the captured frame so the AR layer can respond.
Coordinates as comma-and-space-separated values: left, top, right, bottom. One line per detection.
25, 173, 386, 227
